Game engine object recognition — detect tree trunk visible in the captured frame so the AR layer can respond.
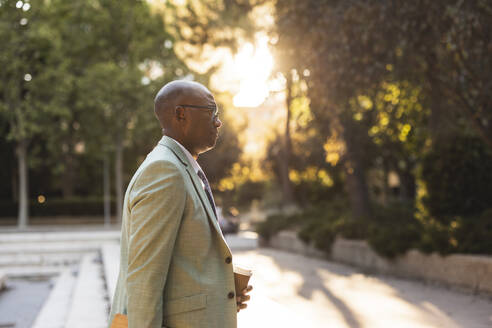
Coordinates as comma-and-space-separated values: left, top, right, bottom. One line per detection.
280, 72, 294, 205
103, 155, 111, 227
61, 156, 75, 198
382, 161, 389, 206
115, 136, 124, 224
344, 160, 371, 219
61, 135, 76, 198
16, 140, 29, 229
12, 166, 18, 203
426, 51, 451, 143
343, 126, 371, 219
398, 168, 416, 204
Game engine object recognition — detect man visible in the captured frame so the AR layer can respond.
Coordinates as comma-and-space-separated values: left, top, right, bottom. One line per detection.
109, 80, 252, 328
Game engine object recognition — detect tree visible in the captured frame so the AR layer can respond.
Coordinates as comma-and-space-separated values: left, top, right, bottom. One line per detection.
81, 0, 183, 222
77, 63, 154, 224
44, 0, 185, 222
393, 0, 492, 148
158, 0, 262, 198
162, 0, 258, 67
273, 0, 491, 212
362, 82, 429, 203
279, 71, 295, 205
0, 0, 69, 227
274, 0, 399, 218
422, 133, 492, 221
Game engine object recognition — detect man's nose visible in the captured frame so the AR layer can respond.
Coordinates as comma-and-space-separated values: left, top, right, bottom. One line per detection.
214, 117, 222, 128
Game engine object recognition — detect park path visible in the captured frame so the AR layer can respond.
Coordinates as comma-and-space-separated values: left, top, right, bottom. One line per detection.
0, 229, 491, 328
231, 244, 492, 328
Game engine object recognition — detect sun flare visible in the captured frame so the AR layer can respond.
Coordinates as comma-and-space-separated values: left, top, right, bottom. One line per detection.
209, 34, 283, 159
228, 36, 274, 108
213, 36, 273, 107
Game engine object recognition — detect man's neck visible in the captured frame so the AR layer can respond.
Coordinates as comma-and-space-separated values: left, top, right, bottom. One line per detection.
163, 132, 198, 159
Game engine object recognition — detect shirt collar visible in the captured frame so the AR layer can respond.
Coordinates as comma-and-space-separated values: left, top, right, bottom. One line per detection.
168, 137, 202, 175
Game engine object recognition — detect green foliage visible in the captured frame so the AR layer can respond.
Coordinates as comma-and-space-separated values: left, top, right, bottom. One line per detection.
297, 221, 316, 244
275, 0, 400, 218
264, 0, 492, 257
302, 199, 351, 223
257, 195, 492, 257
367, 202, 422, 259
0, 0, 255, 210
273, 0, 492, 229
418, 210, 492, 256
255, 213, 297, 242
453, 210, 492, 254
235, 181, 266, 204
333, 217, 369, 240
0, 200, 18, 218
296, 200, 369, 253
0, 198, 116, 217
299, 221, 336, 253
0, 0, 69, 143
418, 219, 455, 255
289, 164, 345, 207
163, 0, 256, 65
256, 199, 352, 252
52, 0, 183, 167
422, 134, 492, 221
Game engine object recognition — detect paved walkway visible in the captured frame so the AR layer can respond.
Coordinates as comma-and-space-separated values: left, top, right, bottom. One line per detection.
0, 277, 52, 328
1, 228, 491, 328
0, 229, 119, 328
234, 248, 492, 328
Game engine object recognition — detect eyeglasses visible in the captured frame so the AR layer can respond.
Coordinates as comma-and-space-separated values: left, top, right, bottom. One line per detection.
176, 104, 219, 120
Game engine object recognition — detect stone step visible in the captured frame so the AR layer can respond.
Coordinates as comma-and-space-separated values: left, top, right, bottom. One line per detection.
0, 242, 103, 255
0, 270, 6, 290
0, 230, 120, 244
0, 253, 83, 267
31, 269, 76, 328
101, 243, 120, 303
65, 253, 109, 328
2, 265, 73, 278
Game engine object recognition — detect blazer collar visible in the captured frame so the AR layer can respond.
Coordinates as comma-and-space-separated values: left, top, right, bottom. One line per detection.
158, 136, 229, 249
158, 135, 191, 168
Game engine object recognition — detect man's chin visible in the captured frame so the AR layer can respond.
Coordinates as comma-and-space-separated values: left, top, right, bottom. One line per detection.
207, 140, 217, 150
212, 137, 218, 147
209, 134, 219, 147
198, 140, 217, 155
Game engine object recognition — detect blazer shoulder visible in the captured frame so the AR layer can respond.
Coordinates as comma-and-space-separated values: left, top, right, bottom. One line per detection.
153, 143, 187, 164
141, 147, 187, 178
129, 156, 186, 207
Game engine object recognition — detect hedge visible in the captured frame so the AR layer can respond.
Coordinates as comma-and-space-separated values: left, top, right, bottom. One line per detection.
256, 201, 492, 258
0, 198, 116, 217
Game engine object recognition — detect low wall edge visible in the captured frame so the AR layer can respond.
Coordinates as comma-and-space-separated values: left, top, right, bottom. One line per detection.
265, 231, 492, 295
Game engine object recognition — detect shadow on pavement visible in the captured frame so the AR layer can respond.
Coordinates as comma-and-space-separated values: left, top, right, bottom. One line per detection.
253, 247, 491, 328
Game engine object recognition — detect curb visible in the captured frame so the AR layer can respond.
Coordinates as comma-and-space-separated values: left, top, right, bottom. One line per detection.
263, 230, 492, 295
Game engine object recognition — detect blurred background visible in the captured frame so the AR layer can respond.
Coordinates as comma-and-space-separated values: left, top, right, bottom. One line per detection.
0, 0, 491, 327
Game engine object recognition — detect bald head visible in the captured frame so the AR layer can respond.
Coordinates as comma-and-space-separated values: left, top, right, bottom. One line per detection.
154, 80, 213, 129
154, 80, 222, 157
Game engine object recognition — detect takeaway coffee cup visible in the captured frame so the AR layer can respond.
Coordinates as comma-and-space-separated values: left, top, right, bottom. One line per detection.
233, 265, 252, 296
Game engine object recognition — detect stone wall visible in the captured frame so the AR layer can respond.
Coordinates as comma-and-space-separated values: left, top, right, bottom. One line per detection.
267, 230, 492, 295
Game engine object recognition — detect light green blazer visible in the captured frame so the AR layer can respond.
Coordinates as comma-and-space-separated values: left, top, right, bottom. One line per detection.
109, 136, 237, 328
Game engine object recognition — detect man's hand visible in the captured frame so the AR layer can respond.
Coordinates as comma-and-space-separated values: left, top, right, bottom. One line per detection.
236, 285, 253, 312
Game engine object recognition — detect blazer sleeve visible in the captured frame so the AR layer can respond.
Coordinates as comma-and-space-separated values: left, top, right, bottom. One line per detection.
126, 160, 186, 328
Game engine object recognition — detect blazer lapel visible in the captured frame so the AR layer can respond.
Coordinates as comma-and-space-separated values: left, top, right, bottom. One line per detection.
158, 136, 225, 239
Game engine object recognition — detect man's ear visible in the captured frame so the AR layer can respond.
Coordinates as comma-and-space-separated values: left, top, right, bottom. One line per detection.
175, 106, 186, 121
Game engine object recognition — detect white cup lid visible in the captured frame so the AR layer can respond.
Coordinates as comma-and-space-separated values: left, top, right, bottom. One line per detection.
233, 265, 252, 276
